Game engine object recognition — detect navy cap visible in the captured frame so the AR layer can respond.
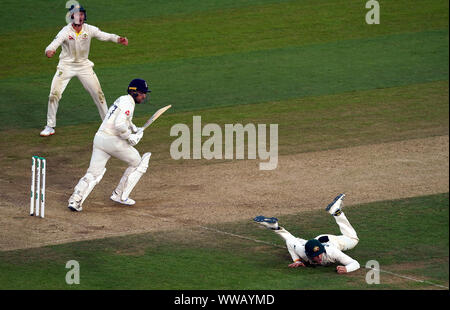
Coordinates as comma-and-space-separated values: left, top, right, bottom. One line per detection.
305, 239, 325, 258
127, 79, 151, 94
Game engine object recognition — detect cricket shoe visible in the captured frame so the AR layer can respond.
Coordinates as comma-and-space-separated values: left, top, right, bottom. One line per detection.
68, 200, 82, 212
253, 216, 279, 230
40, 126, 55, 137
325, 193, 345, 216
110, 192, 135, 206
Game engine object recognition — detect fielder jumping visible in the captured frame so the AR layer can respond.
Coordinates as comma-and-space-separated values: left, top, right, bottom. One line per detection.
68, 79, 151, 212
41, 4, 129, 137
254, 194, 360, 274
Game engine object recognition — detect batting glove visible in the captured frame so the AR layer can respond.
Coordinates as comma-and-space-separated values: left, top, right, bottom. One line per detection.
128, 131, 143, 146
130, 123, 138, 133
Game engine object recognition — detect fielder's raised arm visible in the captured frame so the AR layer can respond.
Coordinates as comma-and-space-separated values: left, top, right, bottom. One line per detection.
90, 25, 128, 45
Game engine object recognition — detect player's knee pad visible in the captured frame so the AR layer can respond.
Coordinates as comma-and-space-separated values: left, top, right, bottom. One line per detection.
74, 173, 94, 194
137, 152, 151, 173
71, 168, 106, 205
121, 152, 152, 200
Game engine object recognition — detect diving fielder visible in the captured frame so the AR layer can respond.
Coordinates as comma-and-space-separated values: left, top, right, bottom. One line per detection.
40, 5, 129, 137
68, 79, 151, 212
254, 194, 360, 274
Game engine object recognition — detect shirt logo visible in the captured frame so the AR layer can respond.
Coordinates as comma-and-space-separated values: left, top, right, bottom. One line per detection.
107, 104, 119, 120
125, 110, 130, 116
82, 33, 88, 39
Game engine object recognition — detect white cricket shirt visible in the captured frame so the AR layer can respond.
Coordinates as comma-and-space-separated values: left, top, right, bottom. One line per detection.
45, 23, 120, 66
98, 95, 135, 139
288, 238, 360, 272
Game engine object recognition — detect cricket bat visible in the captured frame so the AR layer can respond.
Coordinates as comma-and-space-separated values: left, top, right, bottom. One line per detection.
137, 105, 172, 133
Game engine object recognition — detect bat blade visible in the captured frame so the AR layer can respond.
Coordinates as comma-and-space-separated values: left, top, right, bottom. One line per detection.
139, 105, 172, 132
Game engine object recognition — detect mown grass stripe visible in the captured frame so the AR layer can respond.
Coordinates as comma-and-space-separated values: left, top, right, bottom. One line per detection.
1, 0, 448, 77
1, 29, 447, 129
0, 0, 295, 34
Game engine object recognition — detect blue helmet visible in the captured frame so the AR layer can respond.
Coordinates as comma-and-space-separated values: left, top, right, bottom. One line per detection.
69, 4, 87, 22
128, 79, 151, 94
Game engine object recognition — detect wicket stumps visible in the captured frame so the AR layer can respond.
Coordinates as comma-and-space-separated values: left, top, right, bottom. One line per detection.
30, 156, 46, 218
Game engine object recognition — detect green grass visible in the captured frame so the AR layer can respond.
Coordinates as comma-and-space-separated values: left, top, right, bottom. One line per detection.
0, 0, 447, 293
1, 80, 447, 169
0, 0, 296, 34
0, 0, 448, 130
0, 193, 447, 289
1, 0, 448, 77
0, 29, 448, 130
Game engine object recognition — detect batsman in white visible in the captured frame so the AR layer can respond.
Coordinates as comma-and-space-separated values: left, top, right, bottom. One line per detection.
254, 194, 360, 274
40, 4, 129, 137
68, 79, 152, 212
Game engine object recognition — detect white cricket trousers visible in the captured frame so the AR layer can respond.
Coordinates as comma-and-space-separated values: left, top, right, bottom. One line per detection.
46, 64, 108, 127
87, 132, 142, 194
275, 212, 359, 252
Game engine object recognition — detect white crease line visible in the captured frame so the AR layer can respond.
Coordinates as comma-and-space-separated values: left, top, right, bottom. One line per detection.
198, 225, 285, 249
369, 268, 449, 290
